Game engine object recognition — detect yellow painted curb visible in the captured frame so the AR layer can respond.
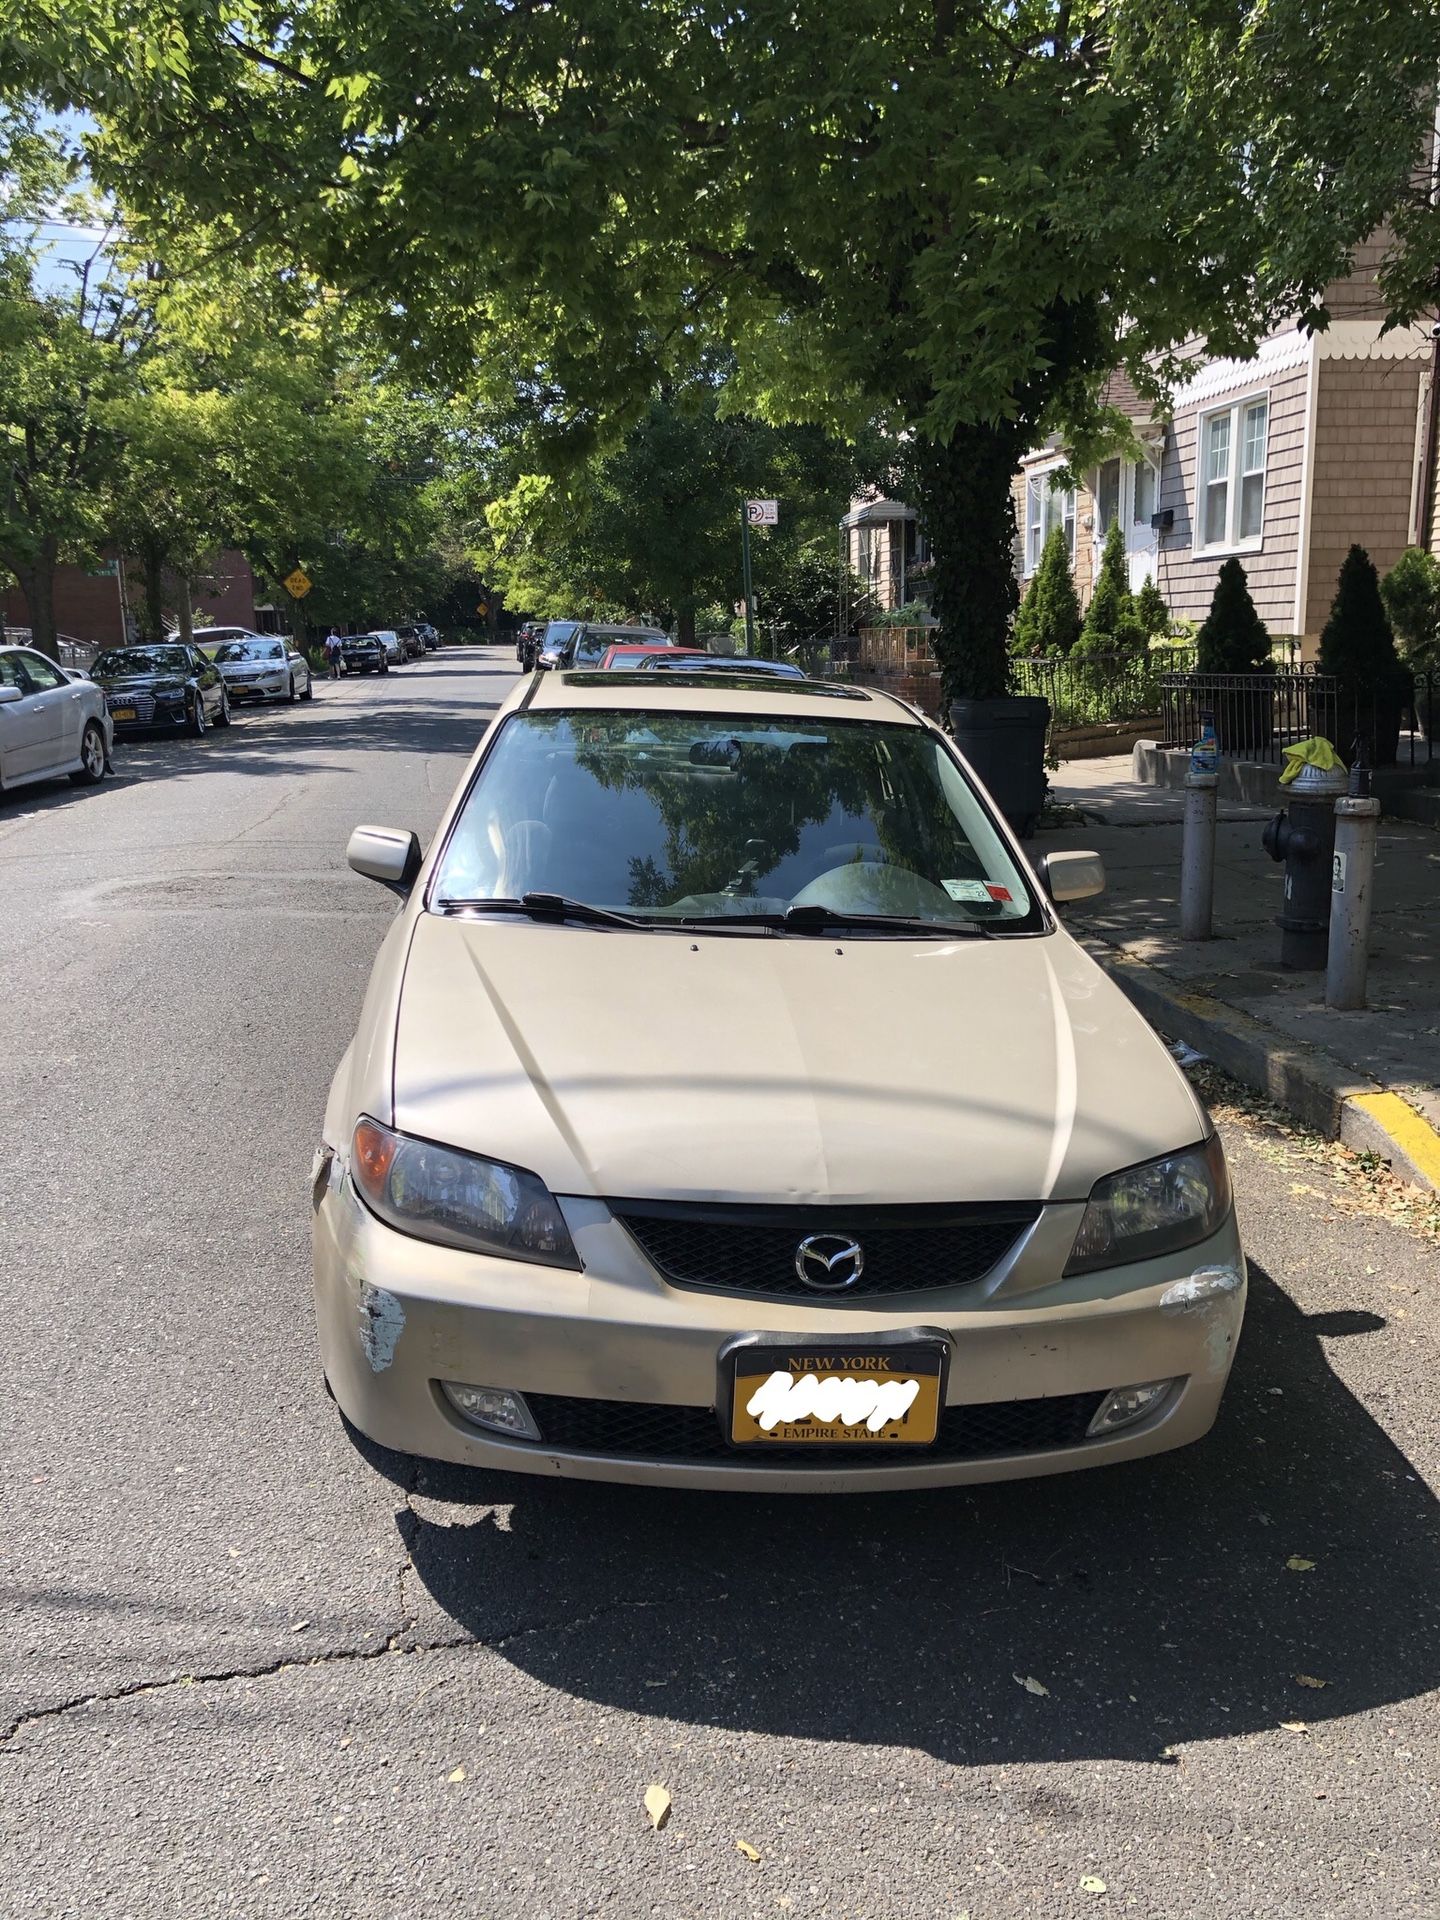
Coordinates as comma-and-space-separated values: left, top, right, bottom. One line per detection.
1348, 1092, 1440, 1192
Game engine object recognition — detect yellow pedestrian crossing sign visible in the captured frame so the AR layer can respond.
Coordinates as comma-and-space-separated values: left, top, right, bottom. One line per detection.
283, 567, 312, 599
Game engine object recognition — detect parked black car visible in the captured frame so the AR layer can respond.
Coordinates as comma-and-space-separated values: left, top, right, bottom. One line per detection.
340, 635, 389, 676
90, 643, 230, 736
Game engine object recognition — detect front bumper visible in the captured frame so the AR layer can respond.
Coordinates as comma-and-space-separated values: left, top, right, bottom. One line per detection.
105, 693, 188, 730
224, 675, 287, 700
314, 1173, 1247, 1492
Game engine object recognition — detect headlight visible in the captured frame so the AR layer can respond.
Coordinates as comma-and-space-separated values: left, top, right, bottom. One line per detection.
350, 1117, 579, 1268
1064, 1135, 1230, 1275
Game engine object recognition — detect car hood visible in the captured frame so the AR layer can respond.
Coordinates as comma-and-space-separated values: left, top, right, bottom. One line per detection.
390, 918, 1206, 1205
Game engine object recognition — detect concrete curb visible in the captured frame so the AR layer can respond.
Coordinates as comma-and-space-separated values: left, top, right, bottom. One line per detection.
1083, 938, 1440, 1194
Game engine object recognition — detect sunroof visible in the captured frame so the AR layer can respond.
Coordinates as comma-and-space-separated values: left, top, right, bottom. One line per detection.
558, 670, 871, 701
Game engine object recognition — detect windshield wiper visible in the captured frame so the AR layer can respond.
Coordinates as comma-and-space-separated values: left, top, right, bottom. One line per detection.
437, 892, 653, 931
779, 904, 994, 937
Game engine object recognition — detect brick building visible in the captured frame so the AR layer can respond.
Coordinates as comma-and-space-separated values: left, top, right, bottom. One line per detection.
2, 550, 258, 650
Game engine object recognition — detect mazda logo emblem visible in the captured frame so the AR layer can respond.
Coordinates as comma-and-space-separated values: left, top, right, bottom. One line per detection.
794, 1233, 865, 1291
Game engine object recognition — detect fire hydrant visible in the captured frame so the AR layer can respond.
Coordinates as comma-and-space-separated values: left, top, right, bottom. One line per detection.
1262, 757, 1350, 968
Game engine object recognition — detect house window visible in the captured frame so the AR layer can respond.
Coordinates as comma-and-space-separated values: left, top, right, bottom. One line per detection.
1132, 460, 1157, 527
1025, 472, 1075, 573
1096, 461, 1121, 533
1197, 396, 1268, 550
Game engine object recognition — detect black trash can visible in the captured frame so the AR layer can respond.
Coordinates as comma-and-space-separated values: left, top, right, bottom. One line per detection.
949, 696, 1051, 838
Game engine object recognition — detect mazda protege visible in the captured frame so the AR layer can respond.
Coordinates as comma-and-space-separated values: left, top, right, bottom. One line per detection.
313, 670, 1245, 1491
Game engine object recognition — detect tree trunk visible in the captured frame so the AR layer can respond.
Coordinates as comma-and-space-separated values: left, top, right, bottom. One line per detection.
139, 539, 166, 644
173, 573, 194, 646
676, 607, 697, 647
910, 419, 1028, 708
11, 540, 60, 661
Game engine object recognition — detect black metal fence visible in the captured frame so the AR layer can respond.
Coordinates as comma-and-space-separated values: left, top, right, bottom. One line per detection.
1012, 647, 1197, 732
1159, 668, 1436, 767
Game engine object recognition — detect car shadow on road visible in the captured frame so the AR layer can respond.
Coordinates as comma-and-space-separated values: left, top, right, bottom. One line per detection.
354, 1257, 1440, 1766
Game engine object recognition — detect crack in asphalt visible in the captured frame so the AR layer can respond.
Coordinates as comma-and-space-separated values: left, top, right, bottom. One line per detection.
0, 1553, 732, 1751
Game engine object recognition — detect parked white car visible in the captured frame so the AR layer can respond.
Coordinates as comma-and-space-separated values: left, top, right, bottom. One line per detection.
211, 635, 313, 703
0, 644, 113, 792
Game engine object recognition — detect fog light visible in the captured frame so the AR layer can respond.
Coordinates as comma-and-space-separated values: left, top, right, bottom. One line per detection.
440, 1381, 541, 1441
1087, 1379, 1175, 1437
1160, 1264, 1243, 1315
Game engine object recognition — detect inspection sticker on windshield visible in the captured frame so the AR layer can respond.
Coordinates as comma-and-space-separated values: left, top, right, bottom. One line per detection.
941, 878, 992, 903
726, 1336, 946, 1447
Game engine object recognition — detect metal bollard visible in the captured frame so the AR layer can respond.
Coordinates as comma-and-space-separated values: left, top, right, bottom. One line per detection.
1180, 771, 1219, 940
1325, 794, 1382, 1010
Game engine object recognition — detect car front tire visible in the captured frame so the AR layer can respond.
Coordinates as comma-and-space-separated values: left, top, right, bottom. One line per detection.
70, 720, 108, 784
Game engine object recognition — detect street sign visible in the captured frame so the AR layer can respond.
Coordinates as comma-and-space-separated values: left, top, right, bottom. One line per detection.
476, 600, 489, 617
283, 567, 312, 599
745, 499, 779, 527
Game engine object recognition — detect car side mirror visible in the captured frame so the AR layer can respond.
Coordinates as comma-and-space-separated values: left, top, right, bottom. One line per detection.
63, 667, 92, 683
1041, 849, 1106, 903
0, 685, 22, 705
347, 825, 423, 896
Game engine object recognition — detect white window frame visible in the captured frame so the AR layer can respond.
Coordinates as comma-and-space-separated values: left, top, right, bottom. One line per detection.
1194, 391, 1269, 555
1023, 468, 1076, 576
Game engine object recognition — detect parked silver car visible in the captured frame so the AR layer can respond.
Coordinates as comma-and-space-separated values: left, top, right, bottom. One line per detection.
211, 636, 313, 703
0, 643, 114, 792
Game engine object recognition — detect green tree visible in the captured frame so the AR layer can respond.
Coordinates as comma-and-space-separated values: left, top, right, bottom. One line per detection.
0, 113, 138, 656
484, 370, 864, 643
1319, 545, 1405, 689
1134, 576, 1170, 641
1380, 547, 1440, 669
1196, 559, 1270, 673
1073, 519, 1142, 654
13, 4, 1440, 700
1011, 526, 1080, 656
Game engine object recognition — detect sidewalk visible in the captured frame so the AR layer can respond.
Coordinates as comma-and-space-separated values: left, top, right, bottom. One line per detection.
1037, 755, 1440, 1191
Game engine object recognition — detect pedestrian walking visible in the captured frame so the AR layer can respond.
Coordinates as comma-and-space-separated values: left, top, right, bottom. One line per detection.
325, 630, 344, 679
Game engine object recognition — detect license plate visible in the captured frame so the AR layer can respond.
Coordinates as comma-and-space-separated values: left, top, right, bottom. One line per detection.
726, 1333, 947, 1448
110, 706, 137, 721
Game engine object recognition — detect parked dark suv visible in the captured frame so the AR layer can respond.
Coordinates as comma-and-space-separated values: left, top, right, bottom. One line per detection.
340, 634, 389, 676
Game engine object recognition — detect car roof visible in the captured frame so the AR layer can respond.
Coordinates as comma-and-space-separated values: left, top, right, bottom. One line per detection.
520, 670, 924, 724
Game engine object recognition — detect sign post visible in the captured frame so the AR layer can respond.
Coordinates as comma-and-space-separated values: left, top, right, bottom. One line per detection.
741, 501, 777, 655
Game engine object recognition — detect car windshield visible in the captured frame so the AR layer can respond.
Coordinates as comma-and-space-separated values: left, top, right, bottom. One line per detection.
213, 640, 284, 662
431, 711, 1040, 931
93, 647, 191, 677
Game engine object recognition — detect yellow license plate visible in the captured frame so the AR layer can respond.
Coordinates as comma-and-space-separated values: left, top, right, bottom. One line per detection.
110, 706, 137, 721
728, 1337, 946, 1447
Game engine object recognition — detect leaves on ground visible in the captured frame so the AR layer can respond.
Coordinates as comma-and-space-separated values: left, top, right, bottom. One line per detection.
1080, 1875, 1107, 1893
1184, 1061, 1440, 1242
1286, 1556, 1316, 1572
1280, 1721, 1309, 1733
1295, 1672, 1329, 1688
735, 1839, 761, 1862
446, 1765, 466, 1783
643, 1784, 672, 1831
1014, 1673, 1050, 1696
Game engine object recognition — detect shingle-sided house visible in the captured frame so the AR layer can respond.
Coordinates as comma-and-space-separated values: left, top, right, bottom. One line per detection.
1013, 254, 1436, 649
843, 253, 1438, 651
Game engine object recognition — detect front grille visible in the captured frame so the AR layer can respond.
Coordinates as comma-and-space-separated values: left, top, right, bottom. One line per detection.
611, 1201, 1040, 1302
108, 692, 155, 722
522, 1391, 1106, 1465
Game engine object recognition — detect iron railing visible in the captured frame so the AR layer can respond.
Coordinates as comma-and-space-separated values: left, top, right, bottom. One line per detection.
1159, 668, 1436, 767
1012, 648, 1196, 732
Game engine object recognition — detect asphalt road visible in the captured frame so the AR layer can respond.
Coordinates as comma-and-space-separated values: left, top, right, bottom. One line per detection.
2, 647, 1436, 1920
